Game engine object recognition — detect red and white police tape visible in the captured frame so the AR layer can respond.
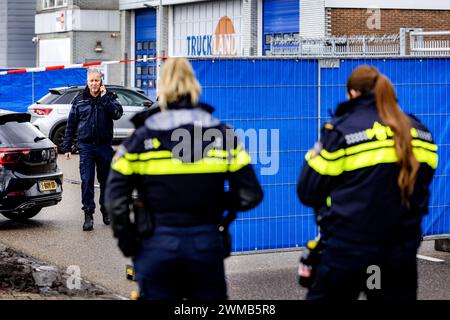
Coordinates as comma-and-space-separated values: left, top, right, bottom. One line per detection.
0, 56, 168, 76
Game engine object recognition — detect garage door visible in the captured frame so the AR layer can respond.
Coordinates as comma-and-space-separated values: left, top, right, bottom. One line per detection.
135, 8, 157, 99
263, 0, 299, 55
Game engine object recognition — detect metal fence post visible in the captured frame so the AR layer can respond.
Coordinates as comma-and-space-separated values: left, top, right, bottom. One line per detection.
317, 59, 321, 140
32, 72, 35, 104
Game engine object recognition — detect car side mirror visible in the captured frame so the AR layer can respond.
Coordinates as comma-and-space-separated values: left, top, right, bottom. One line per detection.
142, 101, 153, 108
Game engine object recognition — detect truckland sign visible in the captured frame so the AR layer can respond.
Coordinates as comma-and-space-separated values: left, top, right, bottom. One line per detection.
186, 16, 239, 57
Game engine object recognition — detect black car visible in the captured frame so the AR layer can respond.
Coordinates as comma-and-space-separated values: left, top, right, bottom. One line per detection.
0, 112, 62, 221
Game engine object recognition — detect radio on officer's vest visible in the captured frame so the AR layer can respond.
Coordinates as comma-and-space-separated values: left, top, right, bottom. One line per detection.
126, 263, 136, 281
297, 236, 322, 288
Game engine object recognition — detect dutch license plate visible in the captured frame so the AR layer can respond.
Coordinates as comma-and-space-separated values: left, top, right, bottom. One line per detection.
39, 180, 57, 192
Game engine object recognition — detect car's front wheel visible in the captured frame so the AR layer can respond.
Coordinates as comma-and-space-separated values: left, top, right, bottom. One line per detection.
1, 207, 42, 221
52, 124, 78, 154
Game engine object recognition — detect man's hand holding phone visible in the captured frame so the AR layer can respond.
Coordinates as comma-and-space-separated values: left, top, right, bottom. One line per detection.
100, 85, 107, 97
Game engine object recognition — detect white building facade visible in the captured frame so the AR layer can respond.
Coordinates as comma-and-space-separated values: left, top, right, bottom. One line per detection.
35, 0, 122, 83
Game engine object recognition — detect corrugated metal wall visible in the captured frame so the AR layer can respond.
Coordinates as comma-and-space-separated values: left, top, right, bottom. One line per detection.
191, 57, 450, 253
300, 0, 325, 38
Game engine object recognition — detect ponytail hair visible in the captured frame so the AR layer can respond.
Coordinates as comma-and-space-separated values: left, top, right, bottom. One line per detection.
347, 65, 419, 207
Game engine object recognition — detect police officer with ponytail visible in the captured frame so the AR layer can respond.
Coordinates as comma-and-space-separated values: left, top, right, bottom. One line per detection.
297, 65, 438, 300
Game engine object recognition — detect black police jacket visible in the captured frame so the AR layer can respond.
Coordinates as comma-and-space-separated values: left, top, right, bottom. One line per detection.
297, 94, 438, 244
62, 86, 123, 152
104, 100, 263, 255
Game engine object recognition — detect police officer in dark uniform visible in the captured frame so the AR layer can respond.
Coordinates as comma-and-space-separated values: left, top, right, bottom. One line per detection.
105, 58, 263, 300
63, 68, 123, 231
297, 65, 437, 300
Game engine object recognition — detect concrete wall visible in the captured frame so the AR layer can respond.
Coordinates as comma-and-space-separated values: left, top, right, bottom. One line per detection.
36, 0, 121, 81
73, 31, 122, 83
1, 0, 37, 68
120, 10, 133, 87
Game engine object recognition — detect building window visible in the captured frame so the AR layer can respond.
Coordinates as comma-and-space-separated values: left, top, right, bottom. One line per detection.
42, 0, 68, 10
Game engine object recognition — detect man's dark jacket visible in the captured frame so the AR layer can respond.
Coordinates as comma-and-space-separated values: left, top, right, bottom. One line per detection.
62, 86, 123, 153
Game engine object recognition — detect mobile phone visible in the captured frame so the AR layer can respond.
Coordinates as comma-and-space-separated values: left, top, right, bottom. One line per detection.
98, 80, 104, 94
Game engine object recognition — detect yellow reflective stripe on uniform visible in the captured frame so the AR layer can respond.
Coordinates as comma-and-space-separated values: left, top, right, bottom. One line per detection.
137, 150, 172, 160
111, 157, 134, 176
411, 139, 438, 152
317, 139, 437, 161
229, 148, 251, 172
112, 157, 228, 175
131, 158, 230, 175
345, 140, 394, 156
308, 147, 396, 176
124, 153, 138, 161
319, 148, 346, 160
112, 148, 252, 176
207, 149, 229, 158
307, 146, 438, 176
125, 150, 172, 161
413, 148, 438, 169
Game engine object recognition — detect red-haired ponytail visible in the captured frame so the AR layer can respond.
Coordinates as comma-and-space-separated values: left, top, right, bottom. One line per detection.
347, 65, 419, 206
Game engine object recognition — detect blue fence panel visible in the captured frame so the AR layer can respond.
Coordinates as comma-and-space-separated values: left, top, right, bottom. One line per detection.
0, 69, 86, 112
320, 58, 450, 238
192, 57, 449, 253
0, 72, 33, 112
192, 59, 319, 252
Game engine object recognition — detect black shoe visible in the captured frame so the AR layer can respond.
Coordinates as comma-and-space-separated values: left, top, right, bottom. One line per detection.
83, 211, 94, 231
101, 207, 110, 226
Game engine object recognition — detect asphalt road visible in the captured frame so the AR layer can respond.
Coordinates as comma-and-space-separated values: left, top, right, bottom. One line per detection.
0, 155, 449, 300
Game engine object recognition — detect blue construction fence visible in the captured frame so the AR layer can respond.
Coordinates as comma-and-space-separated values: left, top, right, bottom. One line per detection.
0, 69, 86, 112
190, 57, 450, 252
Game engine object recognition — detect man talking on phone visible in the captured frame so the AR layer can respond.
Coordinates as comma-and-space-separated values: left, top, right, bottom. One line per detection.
62, 68, 123, 231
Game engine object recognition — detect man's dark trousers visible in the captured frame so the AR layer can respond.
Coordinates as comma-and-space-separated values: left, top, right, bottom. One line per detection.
78, 143, 114, 213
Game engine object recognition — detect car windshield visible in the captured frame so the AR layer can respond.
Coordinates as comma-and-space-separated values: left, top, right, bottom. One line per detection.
37, 92, 61, 105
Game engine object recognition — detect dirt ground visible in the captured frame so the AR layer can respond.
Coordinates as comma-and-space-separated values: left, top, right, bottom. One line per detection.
0, 243, 123, 300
